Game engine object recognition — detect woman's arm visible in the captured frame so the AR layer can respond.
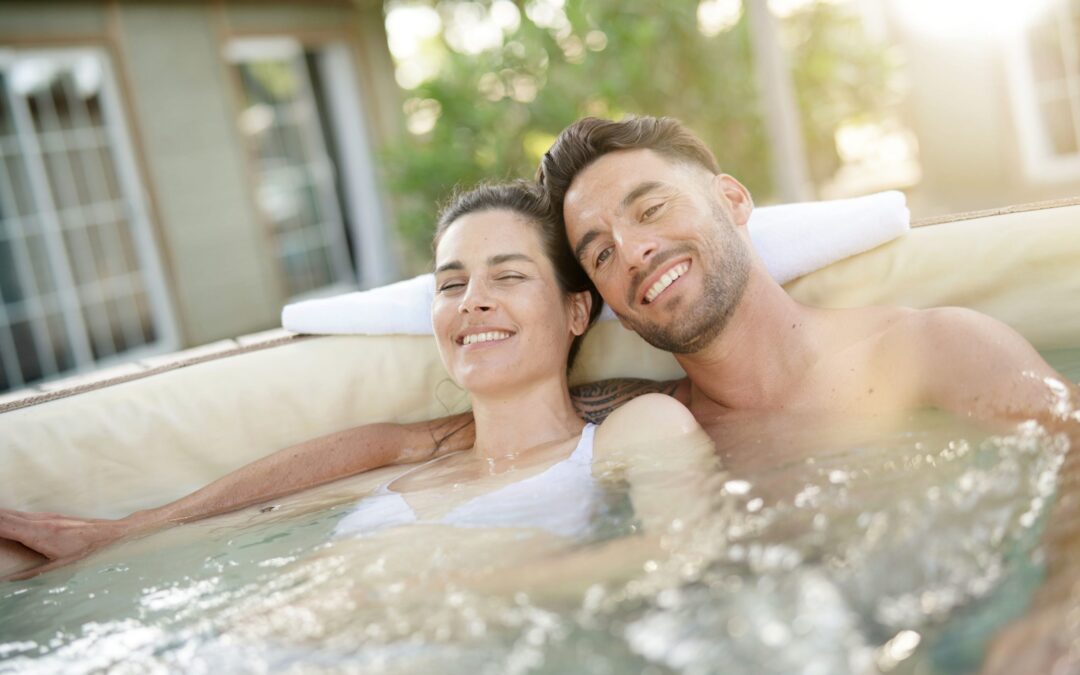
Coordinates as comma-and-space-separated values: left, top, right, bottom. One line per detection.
0, 413, 476, 578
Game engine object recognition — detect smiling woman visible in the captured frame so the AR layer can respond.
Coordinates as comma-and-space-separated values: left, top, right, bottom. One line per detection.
245, 182, 723, 629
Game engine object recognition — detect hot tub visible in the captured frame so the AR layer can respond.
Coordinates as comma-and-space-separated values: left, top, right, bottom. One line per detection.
1, 201, 1079, 674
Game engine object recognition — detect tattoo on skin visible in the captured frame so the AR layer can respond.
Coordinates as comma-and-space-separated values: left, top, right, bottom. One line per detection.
570, 379, 682, 424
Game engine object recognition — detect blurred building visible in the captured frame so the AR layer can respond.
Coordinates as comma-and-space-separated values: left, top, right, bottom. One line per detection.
0, 0, 401, 393
856, 0, 1080, 217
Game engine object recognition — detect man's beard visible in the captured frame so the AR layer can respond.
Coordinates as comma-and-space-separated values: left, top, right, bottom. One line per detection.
623, 209, 751, 355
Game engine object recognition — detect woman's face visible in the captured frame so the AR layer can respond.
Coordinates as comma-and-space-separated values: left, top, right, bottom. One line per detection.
432, 209, 590, 396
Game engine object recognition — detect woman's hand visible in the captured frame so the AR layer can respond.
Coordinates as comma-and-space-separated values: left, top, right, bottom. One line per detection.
0, 509, 138, 579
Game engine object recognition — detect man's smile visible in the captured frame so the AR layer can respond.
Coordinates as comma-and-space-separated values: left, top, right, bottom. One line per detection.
640, 259, 692, 305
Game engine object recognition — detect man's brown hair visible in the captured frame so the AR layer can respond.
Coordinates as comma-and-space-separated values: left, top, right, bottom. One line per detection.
537, 115, 721, 213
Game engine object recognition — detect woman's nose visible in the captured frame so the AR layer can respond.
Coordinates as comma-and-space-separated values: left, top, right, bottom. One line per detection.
458, 280, 494, 313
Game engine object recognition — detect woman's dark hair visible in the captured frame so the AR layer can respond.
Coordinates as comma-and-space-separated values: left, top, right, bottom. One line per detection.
433, 180, 603, 371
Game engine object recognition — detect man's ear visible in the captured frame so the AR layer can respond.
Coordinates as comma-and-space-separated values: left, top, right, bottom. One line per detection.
712, 173, 754, 227
568, 290, 593, 336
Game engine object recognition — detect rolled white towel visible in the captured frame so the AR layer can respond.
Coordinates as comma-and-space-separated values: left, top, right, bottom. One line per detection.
282, 190, 910, 335
750, 190, 909, 284
282, 272, 436, 336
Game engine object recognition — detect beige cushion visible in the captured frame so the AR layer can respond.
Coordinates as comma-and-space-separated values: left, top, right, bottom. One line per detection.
1, 204, 1078, 516
785, 203, 1080, 349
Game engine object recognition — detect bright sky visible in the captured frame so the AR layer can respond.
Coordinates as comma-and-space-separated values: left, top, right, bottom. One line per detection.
889, 0, 1057, 40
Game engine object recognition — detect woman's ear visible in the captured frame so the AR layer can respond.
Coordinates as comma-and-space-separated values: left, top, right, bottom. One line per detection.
568, 290, 592, 336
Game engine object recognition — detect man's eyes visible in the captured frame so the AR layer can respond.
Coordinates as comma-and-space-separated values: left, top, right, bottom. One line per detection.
595, 246, 613, 268
437, 281, 465, 292
642, 202, 664, 220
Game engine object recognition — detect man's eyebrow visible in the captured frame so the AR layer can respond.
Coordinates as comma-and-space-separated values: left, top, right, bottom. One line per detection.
571, 182, 665, 264
619, 180, 665, 211
573, 229, 601, 263
434, 260, 464, 274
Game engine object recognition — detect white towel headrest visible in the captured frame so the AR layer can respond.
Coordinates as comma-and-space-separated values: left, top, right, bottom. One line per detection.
282, 190, 910, 335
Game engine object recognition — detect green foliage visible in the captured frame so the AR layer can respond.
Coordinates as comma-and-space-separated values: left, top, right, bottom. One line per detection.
785, 2, 905, 184
380, 0, 896, 271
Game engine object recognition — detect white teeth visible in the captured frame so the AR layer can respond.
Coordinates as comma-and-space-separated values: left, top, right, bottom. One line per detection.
462, 330, 512, 345
644, 262, 690, 303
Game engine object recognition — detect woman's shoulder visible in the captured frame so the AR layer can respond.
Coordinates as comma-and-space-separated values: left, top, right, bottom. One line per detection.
593, 393, 700, 450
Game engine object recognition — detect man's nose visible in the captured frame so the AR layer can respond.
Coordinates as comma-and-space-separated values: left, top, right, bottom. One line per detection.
620, 229, 659, 271
458, 279, 495, 313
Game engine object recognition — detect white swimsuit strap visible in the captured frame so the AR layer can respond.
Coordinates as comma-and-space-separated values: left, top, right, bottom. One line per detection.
569, 423, 596, 463
379, 422, 595, 495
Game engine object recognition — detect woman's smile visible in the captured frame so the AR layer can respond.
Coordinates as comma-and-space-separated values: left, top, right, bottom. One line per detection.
458, 328, 516, 347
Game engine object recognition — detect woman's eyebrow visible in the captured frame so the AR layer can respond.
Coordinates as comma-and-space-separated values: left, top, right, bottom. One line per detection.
436, 254, 533, 274
489, 253, 534, 265
434, 260, 463, 274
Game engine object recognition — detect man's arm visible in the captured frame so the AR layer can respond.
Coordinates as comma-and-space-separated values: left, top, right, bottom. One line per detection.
916, 308, 1077, 424
0, 413, 476, 576
917, 308, 1080, 672
570, 378, 688, 424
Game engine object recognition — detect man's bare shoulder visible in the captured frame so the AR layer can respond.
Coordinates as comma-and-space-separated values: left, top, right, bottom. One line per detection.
595, 393, 701, 450
871, 306, 1061, 416
877, 306, 1023, 352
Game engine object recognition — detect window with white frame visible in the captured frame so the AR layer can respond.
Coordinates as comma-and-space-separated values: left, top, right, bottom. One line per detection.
225, 38, 394, 300
0, 49, 177, 393
1007, 0, 1080, 181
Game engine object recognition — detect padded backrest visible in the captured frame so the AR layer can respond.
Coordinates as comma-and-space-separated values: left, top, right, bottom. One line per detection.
1, 204, 1078, 516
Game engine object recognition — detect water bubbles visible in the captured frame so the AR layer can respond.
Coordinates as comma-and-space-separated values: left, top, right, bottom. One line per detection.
759, 620, 790, 647
723, 479, 753, 496
827, 470, 850, 485
875, 629, 921, 672
0, 640, 37, 658
793, 484, 822, 509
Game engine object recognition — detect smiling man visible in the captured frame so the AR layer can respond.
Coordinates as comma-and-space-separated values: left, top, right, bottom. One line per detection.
537, 116, 1078, 441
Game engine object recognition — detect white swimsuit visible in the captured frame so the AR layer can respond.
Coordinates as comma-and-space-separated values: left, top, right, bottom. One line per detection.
333, 424, 599, 539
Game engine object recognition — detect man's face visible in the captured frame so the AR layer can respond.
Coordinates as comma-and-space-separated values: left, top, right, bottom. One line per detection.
562, 148, 753, 354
